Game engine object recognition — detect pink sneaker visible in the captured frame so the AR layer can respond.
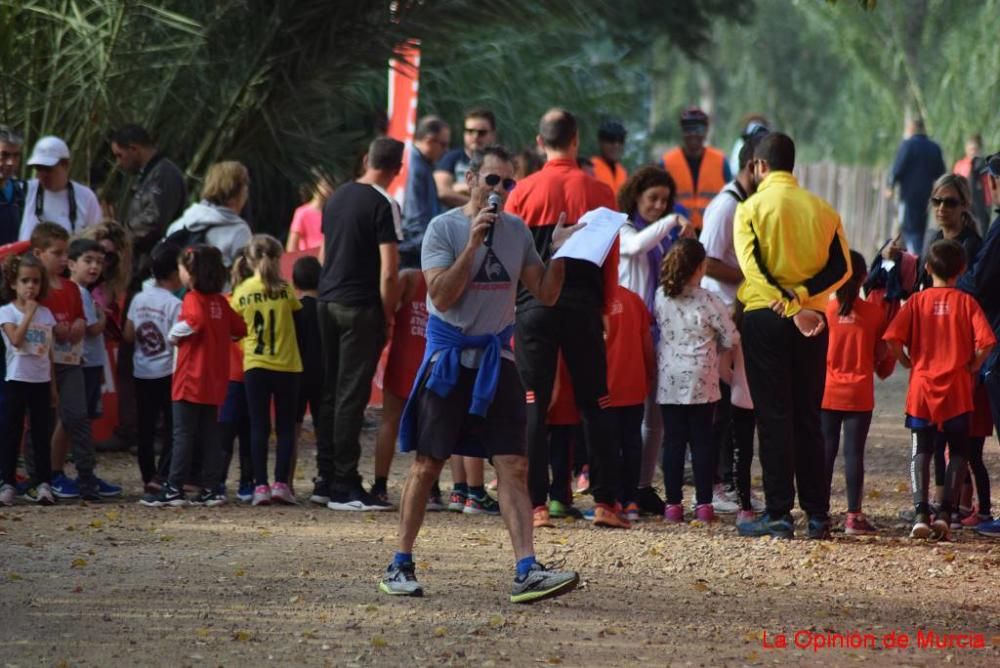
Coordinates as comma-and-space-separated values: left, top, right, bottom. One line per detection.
663, 503, 684, 523
251, 484, 272, 506
962, 511, 991, 528
695, 503, 716, 523
736, 509, 756, 525
845, 512, 877, 535
270, 482, 297, 505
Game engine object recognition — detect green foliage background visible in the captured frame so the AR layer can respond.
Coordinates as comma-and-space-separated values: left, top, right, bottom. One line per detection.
0, 0, 995, 237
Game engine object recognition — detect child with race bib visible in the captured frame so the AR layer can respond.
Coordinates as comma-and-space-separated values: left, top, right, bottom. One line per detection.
0, 254, 57, 505
231, 235, 303, 506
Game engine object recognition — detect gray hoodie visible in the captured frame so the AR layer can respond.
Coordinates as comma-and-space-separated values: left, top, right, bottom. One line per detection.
166, 200, 252, 267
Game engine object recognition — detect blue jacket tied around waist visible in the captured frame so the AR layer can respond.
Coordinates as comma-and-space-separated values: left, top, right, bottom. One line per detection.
398, 314, 515, 453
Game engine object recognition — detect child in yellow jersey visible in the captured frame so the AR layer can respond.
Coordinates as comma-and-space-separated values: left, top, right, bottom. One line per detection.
231, 235, 303, 506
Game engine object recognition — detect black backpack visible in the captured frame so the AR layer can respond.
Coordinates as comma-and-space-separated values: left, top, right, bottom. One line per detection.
160, 222, 212, 249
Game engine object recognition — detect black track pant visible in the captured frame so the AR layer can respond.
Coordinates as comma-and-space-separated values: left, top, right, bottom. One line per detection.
516, 306, 618, 507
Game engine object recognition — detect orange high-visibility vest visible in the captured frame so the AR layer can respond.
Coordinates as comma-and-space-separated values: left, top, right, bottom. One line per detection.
591, 156, 628, 196
662, 146, 726, 230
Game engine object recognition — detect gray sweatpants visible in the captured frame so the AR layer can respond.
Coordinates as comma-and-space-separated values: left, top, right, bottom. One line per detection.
24, 364, 94, 477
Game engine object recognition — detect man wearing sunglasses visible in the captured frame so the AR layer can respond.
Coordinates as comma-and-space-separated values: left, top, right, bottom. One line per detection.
381, 144, 582, 602
959, 153, 1000, 539
434, 107, 497, 209
506, 108, 628, 530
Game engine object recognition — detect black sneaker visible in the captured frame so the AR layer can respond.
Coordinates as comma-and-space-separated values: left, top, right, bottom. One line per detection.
807, 516, 832, 540
637, 487, 665, 516
78, 476, 101, 502
192, 488, 226, 507
309, 477, 331, 506
326, 487, 393, 511
139, 483, 188, 507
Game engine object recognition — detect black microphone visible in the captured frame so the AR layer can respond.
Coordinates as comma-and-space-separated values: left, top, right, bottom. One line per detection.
485, 193, 501, 247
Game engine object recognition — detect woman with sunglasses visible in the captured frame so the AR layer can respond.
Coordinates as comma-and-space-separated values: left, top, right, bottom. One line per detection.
917, 174, 982, 290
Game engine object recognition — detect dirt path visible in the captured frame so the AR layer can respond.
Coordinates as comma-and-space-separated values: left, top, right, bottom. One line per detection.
2, 374, 1000, 666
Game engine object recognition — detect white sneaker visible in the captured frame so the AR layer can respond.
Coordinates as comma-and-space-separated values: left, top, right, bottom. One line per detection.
711, 484, 739, 514
26, 483, 56, 505
749, 490, 765, 513
0, 483, 15, 506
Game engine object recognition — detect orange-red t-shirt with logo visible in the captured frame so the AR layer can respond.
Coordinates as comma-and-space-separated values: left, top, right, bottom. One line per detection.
883, 288, 996, 424
172, 291, 247, 405
384, 274, 428, 399
822, 297, 887, 412
605, 285, 651, 407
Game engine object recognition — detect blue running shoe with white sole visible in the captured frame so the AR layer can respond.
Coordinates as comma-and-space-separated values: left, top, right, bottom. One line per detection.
97, 477, 123, 498
51, 473, 80, 499
737, 513, 795, 539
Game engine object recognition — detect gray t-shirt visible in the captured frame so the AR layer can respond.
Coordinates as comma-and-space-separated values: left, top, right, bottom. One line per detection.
422, 207, 543, 366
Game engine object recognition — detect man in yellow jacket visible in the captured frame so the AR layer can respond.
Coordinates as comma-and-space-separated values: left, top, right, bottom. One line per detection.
733, 132, 850, 540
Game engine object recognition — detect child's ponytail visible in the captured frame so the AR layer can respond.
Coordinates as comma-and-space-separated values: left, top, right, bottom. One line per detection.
660, 238, 706, 298
246, 234, 287, 298
837, 250, 868, 317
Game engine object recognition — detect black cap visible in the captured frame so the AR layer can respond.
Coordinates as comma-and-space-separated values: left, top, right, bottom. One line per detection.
597, 119, 627, 142
985, 152, 1000, 178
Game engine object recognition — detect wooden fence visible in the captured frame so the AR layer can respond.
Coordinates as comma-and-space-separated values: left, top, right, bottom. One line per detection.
794, 162, 897, 255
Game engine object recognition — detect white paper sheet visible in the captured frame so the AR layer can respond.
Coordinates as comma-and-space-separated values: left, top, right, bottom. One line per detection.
552, 207, 628, 266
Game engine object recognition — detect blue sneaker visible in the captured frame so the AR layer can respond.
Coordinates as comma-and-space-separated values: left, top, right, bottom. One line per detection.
237, 481, 254, 503
807, 516, 831, 540
581, 507, 595, 520
96, 477, 123, 498
737, 513, 795, 539
51, 473, 81, 499
974, 518, 1000, 537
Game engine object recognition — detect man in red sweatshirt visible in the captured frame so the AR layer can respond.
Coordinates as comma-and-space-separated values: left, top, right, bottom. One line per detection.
506, 108, 628, 529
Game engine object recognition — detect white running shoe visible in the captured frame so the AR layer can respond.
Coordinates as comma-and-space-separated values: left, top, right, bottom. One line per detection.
711, 484, 739, 514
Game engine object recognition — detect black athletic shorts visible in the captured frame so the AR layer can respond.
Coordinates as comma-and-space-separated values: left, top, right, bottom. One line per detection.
411, 358, 527, 461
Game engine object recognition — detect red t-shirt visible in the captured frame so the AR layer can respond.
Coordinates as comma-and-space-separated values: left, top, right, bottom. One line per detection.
883, 288, 996, 424
605, 285, 651, 407
384, 274, 428, 399
172, 291, 247, 405
546, 354, 579, 426
505, 157, 620, 312
42, 277, 84, 326
228, 341, 245, 383
822, 297, 887, 412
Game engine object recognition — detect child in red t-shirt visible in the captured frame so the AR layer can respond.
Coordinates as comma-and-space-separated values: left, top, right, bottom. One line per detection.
884, 240, 996, 540
821, 250, 894, 536
538, 354, 582, 526
373, 268, 427, 505
605, 284, 654, 523
31, 223, 112, 501
141, 245, 246, 507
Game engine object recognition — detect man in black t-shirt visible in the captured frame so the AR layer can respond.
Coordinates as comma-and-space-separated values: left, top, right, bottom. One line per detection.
313, 137, 403, 511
